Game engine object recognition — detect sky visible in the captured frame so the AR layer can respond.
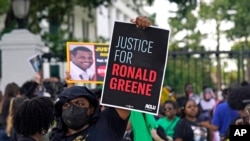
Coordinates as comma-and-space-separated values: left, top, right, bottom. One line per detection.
144, 0, 173, 30
144, 0, 237, 71
144, 0, 234, 51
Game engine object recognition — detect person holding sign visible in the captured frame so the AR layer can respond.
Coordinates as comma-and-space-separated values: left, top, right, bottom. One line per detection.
70, 46, 96, 80
50, 16, 152, 141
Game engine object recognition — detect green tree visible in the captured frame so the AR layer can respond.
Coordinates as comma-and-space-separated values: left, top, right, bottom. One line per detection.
0, 0, 9, 15
165, 1, 214, 94
225, 0, 250, 81
0, 0, 200, 60
199, 0, 233, 90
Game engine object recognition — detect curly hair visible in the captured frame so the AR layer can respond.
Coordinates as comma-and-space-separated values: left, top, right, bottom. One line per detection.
228, 86, 250, 110
163, 100, 179, 110
20, 81, 39, 99
13, 97, 54, 137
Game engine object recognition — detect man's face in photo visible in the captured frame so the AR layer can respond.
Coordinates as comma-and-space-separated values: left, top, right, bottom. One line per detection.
71, 50, 93, 70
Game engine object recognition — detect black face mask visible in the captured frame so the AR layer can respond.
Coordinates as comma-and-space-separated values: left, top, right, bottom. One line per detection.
62, 106, 90, 130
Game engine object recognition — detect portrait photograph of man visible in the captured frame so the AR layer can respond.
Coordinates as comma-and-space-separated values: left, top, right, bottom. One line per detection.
68, 43, 96, 81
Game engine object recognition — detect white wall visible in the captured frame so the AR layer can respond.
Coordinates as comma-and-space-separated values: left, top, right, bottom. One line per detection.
0, 2, 149, 90
96, 1, 149, 41
73, 6, 97, 41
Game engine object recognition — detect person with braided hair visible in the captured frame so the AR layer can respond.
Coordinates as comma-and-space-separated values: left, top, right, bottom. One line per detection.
12, 97, 54, 141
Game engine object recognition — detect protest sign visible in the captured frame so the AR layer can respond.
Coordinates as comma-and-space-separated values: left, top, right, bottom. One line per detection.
28, 53, 43, 73
101, 21, 170, 115
66, 42, 109, 84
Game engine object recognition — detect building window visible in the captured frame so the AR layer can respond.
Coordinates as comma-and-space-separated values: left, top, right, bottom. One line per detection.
82, 19, 89, 40
116, 9, 121, 20
68, 14, 74, 38
124, 15, 128, 22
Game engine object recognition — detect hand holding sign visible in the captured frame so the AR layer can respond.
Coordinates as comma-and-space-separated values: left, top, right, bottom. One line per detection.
101, 15, 170, 115
114, 16, 156, 119
131, 16, 152, 29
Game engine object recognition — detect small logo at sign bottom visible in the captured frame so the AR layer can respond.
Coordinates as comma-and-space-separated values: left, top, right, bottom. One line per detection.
145, 104, 156, 111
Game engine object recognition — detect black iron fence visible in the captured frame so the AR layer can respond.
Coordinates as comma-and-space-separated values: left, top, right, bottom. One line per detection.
165, 50, 248, 94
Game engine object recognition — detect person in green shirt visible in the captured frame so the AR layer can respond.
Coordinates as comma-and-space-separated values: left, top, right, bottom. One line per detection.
157, 100, 180, 140
128, 111, 168, 141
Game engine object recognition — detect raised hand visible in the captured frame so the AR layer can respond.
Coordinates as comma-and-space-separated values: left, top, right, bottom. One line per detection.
131, 16, 152, 29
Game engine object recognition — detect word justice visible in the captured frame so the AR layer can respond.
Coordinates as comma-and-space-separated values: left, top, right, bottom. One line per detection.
115, 36, 154, 53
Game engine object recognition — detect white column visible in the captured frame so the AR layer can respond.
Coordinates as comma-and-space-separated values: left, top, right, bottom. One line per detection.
0, 29, 44, 91
43, 60, 50, 79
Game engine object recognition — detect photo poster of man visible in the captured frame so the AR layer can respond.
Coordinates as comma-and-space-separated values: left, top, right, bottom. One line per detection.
100, 21, 170, 115
28, 53, 43, 73
66, 42, 109, 84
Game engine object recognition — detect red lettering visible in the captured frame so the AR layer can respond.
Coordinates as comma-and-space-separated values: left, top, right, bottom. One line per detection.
137, 82, 145, 95
120, 65, 127, 77
111, 64, 157, 83
142, 69, 148, 81
108, 77, 152, 96
117, 78, 125, 91
112, 64, 119, 75
131, 81, 137, 93
145, 84, 152, 96
109, 77, 117, 89
125, 80, 131, 92
134, 68, 142, 80
127, 66, 135, 78
149, 71, 157, 82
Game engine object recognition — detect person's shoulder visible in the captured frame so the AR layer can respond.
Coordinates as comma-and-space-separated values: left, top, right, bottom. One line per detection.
16, 136, 37, 141
157, 117, 166, 123
176, 116, 181, 121
100, 107, 118, 117
177, 118, 187, 124
194, 93, 201, 98
216, 101, 227, 107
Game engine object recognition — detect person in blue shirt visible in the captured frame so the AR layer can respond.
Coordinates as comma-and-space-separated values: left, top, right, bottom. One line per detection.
211, 101, 239, 137
211, 85, 240, 140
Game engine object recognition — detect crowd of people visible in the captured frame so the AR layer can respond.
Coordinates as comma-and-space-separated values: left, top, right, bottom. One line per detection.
1, 75, 249, 141
0, 16, 249, 141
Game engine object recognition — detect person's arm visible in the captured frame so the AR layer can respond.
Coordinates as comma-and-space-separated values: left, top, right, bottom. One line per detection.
210, 105, 220, 131
151, 129, 166, 141
199, 121, 218, 131
65, 71, 74, 88
173, 119, 185, 141
115, 15, 152, 120
174, 138, 183, 141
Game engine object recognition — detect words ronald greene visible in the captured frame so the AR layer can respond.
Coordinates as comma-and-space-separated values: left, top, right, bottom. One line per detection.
109, 35, 157, 96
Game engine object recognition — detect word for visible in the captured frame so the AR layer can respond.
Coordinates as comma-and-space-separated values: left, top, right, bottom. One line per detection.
114, 50, 133, 64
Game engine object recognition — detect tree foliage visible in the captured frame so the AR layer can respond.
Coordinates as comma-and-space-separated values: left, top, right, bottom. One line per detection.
0, 0, 9, 15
